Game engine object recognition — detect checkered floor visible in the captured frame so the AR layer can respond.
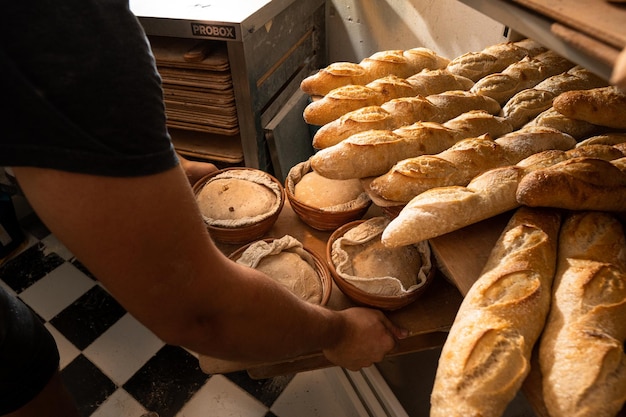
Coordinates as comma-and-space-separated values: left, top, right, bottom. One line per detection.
0, 194, 365, 417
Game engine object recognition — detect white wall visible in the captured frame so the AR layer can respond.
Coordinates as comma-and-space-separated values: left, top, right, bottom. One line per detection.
325, 0, 509, 63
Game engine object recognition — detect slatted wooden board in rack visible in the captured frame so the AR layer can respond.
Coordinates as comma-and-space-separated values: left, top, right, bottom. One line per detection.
149, 36, 239, 135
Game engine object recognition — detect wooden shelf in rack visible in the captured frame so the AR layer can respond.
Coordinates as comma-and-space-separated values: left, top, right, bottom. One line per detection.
169, 127, 244, 164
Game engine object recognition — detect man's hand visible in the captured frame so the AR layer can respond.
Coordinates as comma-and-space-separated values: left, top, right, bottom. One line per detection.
322, 307, 408, 370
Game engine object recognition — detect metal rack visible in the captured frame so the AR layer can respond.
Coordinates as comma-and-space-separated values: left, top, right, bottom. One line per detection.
130, 0, 326, 171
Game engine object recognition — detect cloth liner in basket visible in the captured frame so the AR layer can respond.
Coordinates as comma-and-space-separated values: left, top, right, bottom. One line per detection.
331, 217, 432, 296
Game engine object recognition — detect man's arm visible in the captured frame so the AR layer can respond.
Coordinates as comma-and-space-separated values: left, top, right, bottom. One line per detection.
13, 164, 406, 370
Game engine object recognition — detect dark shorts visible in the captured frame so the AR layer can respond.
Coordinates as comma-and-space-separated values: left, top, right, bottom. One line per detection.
0, 285, 60, 414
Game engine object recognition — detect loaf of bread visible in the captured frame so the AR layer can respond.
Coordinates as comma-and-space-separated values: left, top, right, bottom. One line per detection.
370, 126, 576, 203
406, 68, 474, 96
300, 47, 450, 96
539, 211, 626, 417
502, 66, 608, 129
516, 156, 626, 211
310, 111, 513, 180
470, 51, 574, 105
312, 91, 500, 149
381, 144, 625, 248
446, 41, 532, 82
303, 75, 424, 126
430, 206, 561, 417
576, 132, 626, 147
524, 107, 600, 140
553, 85, 626, 129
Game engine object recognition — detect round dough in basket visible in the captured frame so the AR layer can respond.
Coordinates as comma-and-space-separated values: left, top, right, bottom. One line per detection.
294, 171, 364, 209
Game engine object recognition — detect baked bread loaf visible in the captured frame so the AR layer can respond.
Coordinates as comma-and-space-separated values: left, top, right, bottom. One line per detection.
539, 211, 626, 417
312, 91, 500, 149
502, 66, 608, 129
430, 206, 561, 417
447, 41, 532, 82
524, 107, 599, 139
406, 68, 474, 96
381, 144, 626, 248
516, 156, 626, 211
576, 132, 626, 147
312, 96, 440, 149
310, 111, 513, 180
370, 126, 576, 203
303, 75, 423, 126
470, 51, 574, 105
553, 85, 626, 129
300, 47, 449, 96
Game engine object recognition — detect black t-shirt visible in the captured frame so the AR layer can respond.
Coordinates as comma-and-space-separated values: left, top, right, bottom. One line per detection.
0, 0, 178, 177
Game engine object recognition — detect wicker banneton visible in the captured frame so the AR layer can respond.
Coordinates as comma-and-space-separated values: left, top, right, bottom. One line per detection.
285, 160, 371, 231
228, 237, 332, 306
326, 219, 436, 310
193, 167, 285, 245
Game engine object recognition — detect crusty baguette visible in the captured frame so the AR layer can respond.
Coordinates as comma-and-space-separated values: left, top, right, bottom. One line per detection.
406, 68, 474, 96
426, 90, 501, 121
539, 211, 626, 417
576, 132, 626, 147
553, 85, 626, 129
300, 48, 449, 96
370, 126, 576, 203
470, 51, 574, 105
446, 41, 532, 82
312, 92, 500, 149
524, 107, 600, 140
502, 66, 608, 129
310, 111, 513, 179
516, 156, 626, 211
303, 75, 423, 126
430, 206, 561, 417
381, 144, 626, 247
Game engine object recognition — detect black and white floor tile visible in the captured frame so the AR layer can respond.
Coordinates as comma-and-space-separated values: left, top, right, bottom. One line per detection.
0, 194, 367, 417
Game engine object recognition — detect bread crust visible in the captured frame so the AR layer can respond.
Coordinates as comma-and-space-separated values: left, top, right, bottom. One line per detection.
516, 157, 626, 211
539, 211, 626, 417
553, 86, 626, 129
430, 206, 561, 417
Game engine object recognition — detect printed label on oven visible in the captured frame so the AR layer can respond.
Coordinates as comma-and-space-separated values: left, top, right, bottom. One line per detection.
190, 23, 237, 40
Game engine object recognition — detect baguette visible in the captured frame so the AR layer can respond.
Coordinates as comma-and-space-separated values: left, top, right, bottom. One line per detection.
300, 48, 449, 96
539, 211, 626, 417
553, 85, 626, 129
381, 144, 625, 248
447, 41, 531, 82
470, 51, 574, 105
430, 206, 561, 417
312, 91, 500, 149
310, 111, 513, 179
524, 107, 600, 140
406, 68, 474, 96
502, 66, 608, 129
370, 126, 576, 203
303, 75, 423, 126
576, 132, 626, 147
516, 156, 626, 211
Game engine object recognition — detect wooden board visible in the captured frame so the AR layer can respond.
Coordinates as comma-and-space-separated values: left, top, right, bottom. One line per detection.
199, 203, 464, 377
511, 0, 626, 49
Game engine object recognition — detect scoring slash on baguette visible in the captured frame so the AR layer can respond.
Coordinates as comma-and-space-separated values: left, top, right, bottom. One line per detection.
300, 47, 450, 97
310, 111, 513, 180
502, 66, 608, 129
470, 50, 574, 105
516, 156, 626, 211
446, 40, 537, 82
539, 211, 626, 417
312, 91, 501, 149
552, 85, 626, 129
381, 143, 626, 248
369, 126, 576, 203
430, 206, 561, 417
